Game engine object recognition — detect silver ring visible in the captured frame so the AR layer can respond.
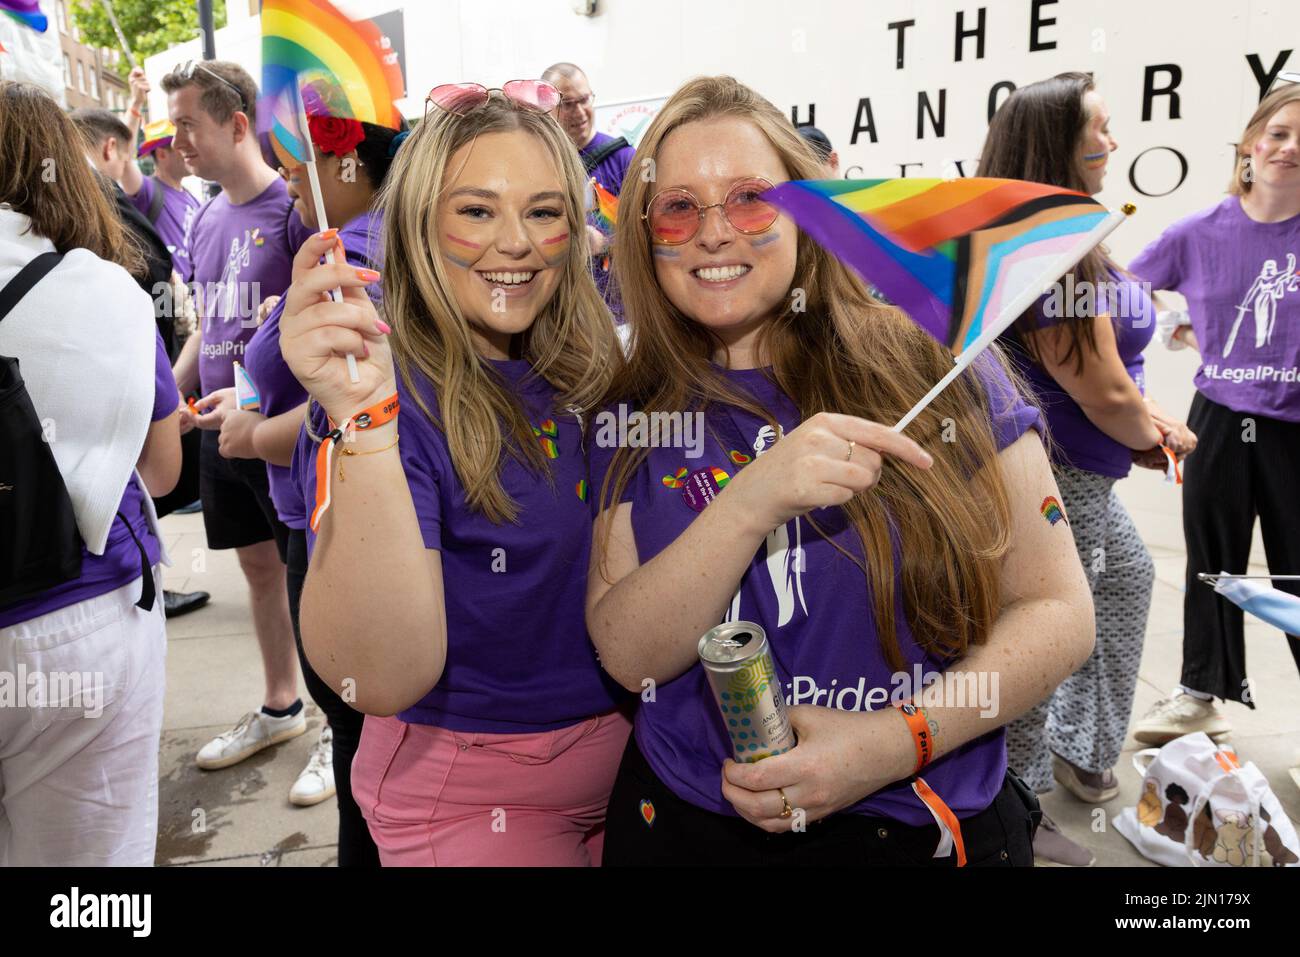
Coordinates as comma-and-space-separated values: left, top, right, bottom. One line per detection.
846, 440, 855, 463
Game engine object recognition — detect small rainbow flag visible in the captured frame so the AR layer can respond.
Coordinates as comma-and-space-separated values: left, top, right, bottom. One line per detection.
591, 179, 618, 232
260, 0, 404, 168
1, 1, 48, 33
1040, 495, 1068, 527
761, 178, 1111, 355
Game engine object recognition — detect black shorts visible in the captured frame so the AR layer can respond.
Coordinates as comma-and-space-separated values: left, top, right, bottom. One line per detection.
199, 429, 290, 561
602, 735, 1038, 867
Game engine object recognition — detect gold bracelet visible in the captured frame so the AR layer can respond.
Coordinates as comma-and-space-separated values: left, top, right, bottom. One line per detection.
337, 435, 398, 482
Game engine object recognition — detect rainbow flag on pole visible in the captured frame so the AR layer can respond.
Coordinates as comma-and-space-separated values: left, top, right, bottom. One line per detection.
1, 1, 48, 32
763, 178, 1115, 355
762, 177, 1133, 430
591, 179, 618, 232
259, 0, 404, 167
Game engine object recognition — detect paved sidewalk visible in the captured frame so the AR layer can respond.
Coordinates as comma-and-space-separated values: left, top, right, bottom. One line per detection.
154, 342, 1300, 866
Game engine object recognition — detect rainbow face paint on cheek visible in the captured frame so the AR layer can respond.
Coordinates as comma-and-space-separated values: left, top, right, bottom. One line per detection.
1083, 151, 1109, 170
541, 231, 569, 266
651, 246, 681, 259
750, 231, 780, 248
442, 233, 481, 269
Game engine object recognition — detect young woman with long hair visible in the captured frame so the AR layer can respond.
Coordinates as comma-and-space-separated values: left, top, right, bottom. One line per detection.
586, 75, 1096, 867
980, 71, 1196, 866
1130, 83, 1300, 746
278, 82, 629, 865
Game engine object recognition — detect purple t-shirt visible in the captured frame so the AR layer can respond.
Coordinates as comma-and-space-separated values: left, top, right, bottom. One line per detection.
1129, 197, 1300, 422
586, 354, 1042, 825
188, 178, 312, 395
129, 177, 199, 277
0, 332, 176, 628
1001, 272, 1155, 478
245, 210, 383, 529
295, 359, 626, 731
581, 132, 634, 322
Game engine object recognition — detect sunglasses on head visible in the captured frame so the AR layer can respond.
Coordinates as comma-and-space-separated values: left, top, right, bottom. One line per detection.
1270, 72, 1300, 93
424, 81, 562, 119
173, 60, 250, 115
642, 178, 780, 245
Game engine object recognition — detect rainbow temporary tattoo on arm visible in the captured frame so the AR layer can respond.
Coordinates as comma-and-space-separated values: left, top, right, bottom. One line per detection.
1040, 495, 1069, 527
750, 231, 780, 247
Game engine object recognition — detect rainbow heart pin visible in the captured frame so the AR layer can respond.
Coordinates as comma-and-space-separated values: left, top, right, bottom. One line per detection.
639, 799, 655, 827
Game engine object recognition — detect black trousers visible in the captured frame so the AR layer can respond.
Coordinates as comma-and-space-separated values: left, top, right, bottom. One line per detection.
602, 735, 1038, 867
286, 529, 380, 868
1181, 392, 1300, 705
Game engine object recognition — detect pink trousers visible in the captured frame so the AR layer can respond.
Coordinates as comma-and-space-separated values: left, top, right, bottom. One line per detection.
352, 707, 632, 867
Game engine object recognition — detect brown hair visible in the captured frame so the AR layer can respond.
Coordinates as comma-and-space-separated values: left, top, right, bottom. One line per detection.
0, 81, 143, 276
70, 107, 132, 150
978, 71, 1112, 375
161, 60, 257, 126
376, 96, 620, 523
600, 76, 1018, 670
1229, 84, 1300, 195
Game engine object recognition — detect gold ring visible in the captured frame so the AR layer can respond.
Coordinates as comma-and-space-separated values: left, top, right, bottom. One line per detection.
778, 788, 793, 818
846, 440, 855, 463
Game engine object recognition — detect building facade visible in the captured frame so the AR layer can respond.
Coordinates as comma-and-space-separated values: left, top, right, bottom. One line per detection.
56, 0, 129, 114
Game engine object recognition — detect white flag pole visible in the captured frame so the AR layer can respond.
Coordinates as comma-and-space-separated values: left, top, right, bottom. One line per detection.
295, 87, 361, 384
893, 203, 1136, 433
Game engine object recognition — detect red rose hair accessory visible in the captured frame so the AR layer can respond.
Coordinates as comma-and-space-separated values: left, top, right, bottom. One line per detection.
307, 114, 366, 157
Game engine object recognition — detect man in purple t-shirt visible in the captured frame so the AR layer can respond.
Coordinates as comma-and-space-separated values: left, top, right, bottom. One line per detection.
163, 60, 311, 776
543, 62, 635, 323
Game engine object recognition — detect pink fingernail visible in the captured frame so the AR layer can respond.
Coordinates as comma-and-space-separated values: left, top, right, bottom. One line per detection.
376, 319, 391, 334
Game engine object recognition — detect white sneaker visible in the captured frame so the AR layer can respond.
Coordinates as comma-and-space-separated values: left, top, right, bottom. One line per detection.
290, 725, 336, 807
1133, 692, 1231, 745
196, 709, 308, 770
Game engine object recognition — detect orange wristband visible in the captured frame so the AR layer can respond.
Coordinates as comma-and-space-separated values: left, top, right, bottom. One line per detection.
895, 702, 934, 773
310, 394, 399, 531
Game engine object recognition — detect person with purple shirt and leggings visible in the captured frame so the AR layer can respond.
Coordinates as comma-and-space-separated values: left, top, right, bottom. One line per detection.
982, 73, 1197, 866
587, 76, 1095, 867
280, 81, 629, 866
0, 82, 181, 865
1130, 83, 1300, 756
227, 111, 405, 866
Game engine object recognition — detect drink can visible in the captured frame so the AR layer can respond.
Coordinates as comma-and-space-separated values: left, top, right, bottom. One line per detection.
698, 621, 796, 762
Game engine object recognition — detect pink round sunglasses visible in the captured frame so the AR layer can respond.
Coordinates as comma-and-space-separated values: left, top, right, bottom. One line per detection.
424, 81, 562, 118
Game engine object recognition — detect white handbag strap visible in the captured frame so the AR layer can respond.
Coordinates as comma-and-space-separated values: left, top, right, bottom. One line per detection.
1132, 748, 1161, 776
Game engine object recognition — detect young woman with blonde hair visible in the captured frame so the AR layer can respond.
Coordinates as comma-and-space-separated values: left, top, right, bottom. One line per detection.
586, 75, 1097, 866
1131, 82, 1300, 746
278, 81, 628, 866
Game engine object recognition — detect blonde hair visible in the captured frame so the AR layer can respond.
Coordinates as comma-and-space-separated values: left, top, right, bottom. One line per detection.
601, 76, 1020, 670
376, 97, 619, 523
1229, 84, 1300, 195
